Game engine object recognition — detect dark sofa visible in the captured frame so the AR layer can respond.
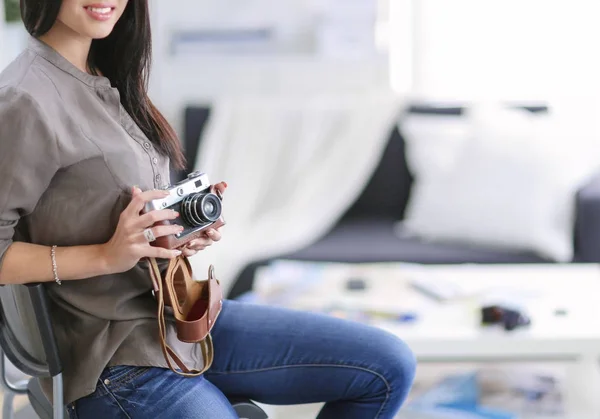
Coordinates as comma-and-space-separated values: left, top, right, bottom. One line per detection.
180, 105, 600, 299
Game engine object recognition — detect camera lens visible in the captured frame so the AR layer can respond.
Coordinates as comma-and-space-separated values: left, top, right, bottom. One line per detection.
198, 193, 221, 222
181, 192, 222, 227
203, 201, 215, 216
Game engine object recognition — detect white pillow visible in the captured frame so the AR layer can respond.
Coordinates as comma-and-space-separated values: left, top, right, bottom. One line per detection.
399, 103, 600, 261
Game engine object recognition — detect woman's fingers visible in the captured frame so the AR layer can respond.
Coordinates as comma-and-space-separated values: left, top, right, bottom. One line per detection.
205, 228, 221, 241
127, 187, 170, 216
141, 224, 183, 243
214, 181, 227, 197
186, 237, 213, 250
136, 208, 179, 229
145, 246, 182, 259
124, 187, 224, 262
181, 247, 198, 257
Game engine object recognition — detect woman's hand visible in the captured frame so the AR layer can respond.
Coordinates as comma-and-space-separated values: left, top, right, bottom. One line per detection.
101, 186, 184, 274
181, 181, 227, 257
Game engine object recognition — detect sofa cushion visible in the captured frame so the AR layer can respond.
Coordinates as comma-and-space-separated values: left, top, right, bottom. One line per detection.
338, 105, 548, 223
286, 219, 548, 264
400, 103, 600, 262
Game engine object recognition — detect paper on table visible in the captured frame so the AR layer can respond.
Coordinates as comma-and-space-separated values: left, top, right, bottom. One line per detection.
254, 260, 439, 317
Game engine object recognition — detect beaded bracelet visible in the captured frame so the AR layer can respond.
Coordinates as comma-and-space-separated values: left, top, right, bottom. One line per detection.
51, 245, 61, 285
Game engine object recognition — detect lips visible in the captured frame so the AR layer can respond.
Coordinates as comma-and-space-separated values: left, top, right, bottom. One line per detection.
83, 4, 116, 21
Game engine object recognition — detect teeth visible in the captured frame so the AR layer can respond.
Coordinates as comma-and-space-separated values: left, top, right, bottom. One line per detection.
88, 7, 111, 14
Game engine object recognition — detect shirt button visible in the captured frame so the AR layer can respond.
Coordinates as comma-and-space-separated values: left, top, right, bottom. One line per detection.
104, 379, 110, 385
152, 157, 158, 164
143, 142, 151, 149
155, 174, 162, 182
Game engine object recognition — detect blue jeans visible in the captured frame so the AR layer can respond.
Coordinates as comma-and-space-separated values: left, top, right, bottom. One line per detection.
68, 300, 416, 418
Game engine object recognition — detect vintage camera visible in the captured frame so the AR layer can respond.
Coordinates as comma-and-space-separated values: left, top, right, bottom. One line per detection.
143, 171, 225, 249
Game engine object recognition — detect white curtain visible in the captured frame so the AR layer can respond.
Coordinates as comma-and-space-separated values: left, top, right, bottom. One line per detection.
189, 93, 400, 294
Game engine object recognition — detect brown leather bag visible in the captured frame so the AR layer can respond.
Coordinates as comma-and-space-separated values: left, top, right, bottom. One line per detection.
148, 255, 223, 377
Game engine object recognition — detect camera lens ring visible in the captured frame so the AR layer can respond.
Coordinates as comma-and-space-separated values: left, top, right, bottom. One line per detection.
190, 194, 205, 225
199, 193, 222, 222
181, 195, 191, 225
182, 195, 200, 227
181, 192, 222, 227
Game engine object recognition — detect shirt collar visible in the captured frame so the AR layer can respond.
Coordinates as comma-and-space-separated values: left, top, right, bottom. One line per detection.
27, 36, 112, 89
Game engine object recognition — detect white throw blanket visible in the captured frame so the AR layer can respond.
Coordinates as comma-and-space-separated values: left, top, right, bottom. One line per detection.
189, 93, 400, 295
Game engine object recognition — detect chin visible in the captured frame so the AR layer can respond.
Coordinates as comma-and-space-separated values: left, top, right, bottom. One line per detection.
91, 30, 114, 39
85, 25, 116, 39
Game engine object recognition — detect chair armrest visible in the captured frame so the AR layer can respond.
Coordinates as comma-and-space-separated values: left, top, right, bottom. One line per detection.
26, 284, 62, 377
575, 172, 600, 262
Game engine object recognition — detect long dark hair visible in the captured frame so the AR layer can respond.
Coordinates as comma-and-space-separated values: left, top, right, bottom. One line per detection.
20, 0, 186, 170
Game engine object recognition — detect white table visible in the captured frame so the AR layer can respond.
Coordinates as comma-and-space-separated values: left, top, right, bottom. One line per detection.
253, 262, 600, 418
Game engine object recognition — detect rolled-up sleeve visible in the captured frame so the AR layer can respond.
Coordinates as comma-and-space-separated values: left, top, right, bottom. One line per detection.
0, 87, 60, 271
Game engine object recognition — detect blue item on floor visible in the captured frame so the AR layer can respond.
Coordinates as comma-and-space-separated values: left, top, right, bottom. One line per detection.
410, 373, 479, 410
403, 407, 514, 419
408, 372, 518, 419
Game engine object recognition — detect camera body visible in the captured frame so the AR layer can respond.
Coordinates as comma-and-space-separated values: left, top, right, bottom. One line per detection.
143, 171, 225, 249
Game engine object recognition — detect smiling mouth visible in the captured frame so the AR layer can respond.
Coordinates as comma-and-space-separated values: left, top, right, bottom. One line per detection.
84, 5, 116, 21
87, 7, 112, 13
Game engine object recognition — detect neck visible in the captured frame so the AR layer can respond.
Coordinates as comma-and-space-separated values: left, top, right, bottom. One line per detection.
39, 22, 92, 73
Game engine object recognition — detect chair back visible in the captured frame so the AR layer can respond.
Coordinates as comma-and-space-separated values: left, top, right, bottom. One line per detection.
0, 284, 52, 377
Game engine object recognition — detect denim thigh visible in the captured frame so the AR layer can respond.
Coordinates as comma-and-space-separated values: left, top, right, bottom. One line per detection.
68, 365, 237, 419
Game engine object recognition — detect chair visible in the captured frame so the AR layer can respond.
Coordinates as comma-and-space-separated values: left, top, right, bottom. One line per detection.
0, 283, 268, 419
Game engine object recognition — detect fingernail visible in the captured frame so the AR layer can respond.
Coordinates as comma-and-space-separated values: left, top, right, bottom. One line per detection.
189, 240, 197, 246
223, 182, 228, 188
162, 190, 170, 196
178, 226, 184, 231
174, 250, 182, 256
207, 229, 215, 236
173, 211, 180, 217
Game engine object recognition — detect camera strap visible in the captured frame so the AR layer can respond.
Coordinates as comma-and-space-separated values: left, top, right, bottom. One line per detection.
148, 255, 223, 377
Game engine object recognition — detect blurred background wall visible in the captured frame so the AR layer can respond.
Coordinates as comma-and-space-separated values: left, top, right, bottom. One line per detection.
146, 0, 398, 133
6, 0, 600, 126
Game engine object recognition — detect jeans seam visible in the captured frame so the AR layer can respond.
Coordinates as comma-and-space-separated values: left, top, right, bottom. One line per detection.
374, 391, 389, 419
107, 367, 152, 390
98, 379, 133, 419
207, 363, 391, 418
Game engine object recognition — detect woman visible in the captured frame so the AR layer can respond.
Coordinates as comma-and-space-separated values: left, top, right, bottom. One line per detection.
0, 1, 416, 418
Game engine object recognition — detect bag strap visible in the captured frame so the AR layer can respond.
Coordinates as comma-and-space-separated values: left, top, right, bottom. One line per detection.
148, 257, 213, 377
